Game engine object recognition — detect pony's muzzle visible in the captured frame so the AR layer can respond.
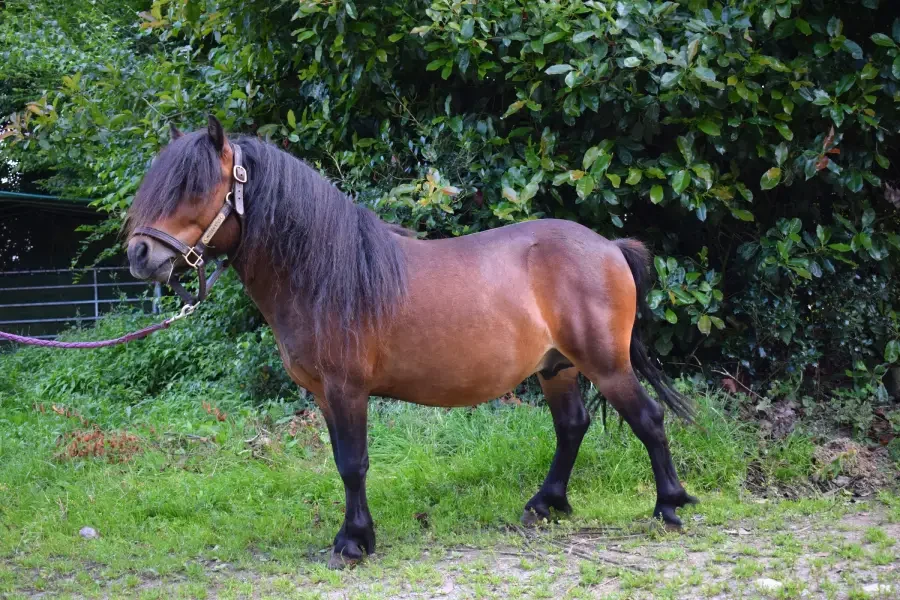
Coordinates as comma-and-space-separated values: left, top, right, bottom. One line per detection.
127, 236, 178, 281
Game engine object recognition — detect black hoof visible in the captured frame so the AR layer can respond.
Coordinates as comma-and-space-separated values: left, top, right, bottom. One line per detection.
521, 507, 547, 527
653, 504, 683, 529
522, 490, 572, 527
329, 521, 375, 569
653, 490, 698, 529
328, 546, 362, 570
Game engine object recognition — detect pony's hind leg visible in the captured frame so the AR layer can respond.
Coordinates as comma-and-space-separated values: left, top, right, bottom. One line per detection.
522, 366, 591, 526
589, 368, 697, 527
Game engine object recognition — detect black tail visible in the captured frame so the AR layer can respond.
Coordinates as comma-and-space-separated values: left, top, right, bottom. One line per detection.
615, 239, 696, 422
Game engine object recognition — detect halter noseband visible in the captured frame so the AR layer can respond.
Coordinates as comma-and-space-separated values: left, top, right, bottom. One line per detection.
134, 143, 247, 306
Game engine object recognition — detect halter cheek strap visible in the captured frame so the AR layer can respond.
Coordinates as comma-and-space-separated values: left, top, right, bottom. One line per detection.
133, 143, 247, 306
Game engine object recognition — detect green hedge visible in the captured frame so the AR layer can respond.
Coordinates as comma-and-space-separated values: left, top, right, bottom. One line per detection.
2, 0, 899, 402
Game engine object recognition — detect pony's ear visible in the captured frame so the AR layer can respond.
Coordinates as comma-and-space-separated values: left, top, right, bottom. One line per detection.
207, 114, 226, 154
169, 123, 184, 140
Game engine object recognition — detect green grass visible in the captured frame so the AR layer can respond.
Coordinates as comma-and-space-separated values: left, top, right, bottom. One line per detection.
0, 327, 862, 598
0, 383, 814, 594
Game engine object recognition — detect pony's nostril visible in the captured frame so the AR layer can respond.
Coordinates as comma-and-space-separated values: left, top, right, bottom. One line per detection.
130, 240, 149, 266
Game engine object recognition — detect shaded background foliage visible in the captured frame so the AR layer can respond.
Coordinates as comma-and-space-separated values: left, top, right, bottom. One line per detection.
2, 0, 900, 417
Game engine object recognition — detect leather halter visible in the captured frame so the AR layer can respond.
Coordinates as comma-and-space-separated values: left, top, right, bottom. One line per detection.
134, 143, 247, 306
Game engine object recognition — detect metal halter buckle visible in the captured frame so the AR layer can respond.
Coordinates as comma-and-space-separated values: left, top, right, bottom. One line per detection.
183, 247, 204, 268
233, 164, 248, 183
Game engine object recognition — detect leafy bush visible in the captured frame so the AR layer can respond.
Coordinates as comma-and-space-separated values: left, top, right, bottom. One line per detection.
2, 0, 900, 404
0, 275, 299, 410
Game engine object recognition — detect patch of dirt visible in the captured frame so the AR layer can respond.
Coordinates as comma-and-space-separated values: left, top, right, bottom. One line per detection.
12, 503, 899, 599
747, 436, 897, 501
812, 438, 895, 496
758, 399, 798, 440
368, 505, 900, 599
33, 403, 145, 463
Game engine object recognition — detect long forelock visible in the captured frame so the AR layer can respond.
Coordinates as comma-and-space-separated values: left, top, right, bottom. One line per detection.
127, 132, 223, 234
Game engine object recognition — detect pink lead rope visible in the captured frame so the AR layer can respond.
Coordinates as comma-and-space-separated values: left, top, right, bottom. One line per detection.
0, 304, 195, 349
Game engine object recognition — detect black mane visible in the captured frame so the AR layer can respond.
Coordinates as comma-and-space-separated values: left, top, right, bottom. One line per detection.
128, 131, 409, 352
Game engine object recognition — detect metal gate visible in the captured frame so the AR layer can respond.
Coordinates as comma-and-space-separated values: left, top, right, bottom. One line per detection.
0, 267, 158, 340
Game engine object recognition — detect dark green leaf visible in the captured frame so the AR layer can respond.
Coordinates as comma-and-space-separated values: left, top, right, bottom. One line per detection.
843, 39, 863, 60
760, 168, 781, 190
871, 33, 896, 47
827, 17, 842, 37
606, 173, 621, 188
545, 64, 574, 75
697, 119, 720, 136
502, 100, 526, 118
862, 208, 876, 228
692, 66, 717, 82
731, 209, 755, 221
773, 19, 795, 39
774, 143, 788, 166
583, 146, 600, 170
676, 135, 693, 164
543, 31, 565, 44
774, 122, 794, 141
812, 90, 832, 105
835, 74, 855, 96
886, 340, 900, 363
576, 175, 595, 200
660, 71, 681, 89
697, 315, 711, 335
654, 256, 667, 279
814, 43, 832, 57
572, 31, 595, 43
460, 18, 475, 40
671, 170, 690, 194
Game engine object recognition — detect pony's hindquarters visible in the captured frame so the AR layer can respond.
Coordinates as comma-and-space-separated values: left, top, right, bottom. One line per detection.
528, 226, 698, 526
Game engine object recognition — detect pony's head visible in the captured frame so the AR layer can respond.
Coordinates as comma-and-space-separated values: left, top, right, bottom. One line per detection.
126, 116, 241, 282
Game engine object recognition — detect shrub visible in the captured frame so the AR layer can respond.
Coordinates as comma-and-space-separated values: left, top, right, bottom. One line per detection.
2, 0, 899, 403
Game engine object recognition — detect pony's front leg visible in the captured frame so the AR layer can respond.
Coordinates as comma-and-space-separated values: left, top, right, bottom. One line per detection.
316, 386, 374, 569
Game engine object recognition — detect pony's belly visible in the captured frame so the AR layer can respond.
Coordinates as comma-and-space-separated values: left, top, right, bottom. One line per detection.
375, 369, 535, 407
373, 333, 550, 407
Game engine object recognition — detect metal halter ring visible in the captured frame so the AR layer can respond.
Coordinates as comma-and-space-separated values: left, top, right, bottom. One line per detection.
182, 247, 205, 268
233, 164, 248, 183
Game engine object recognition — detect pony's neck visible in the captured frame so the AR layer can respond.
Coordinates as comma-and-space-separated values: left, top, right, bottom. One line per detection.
230, 242, 290, 329
225, 138, 408, 357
